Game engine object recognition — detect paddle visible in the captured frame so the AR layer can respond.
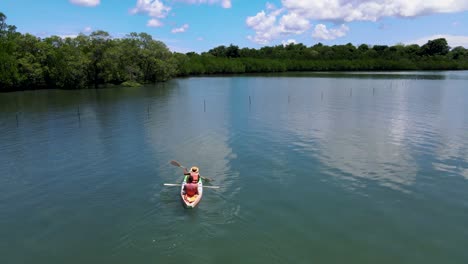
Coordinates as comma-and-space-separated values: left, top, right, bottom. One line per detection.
169, 160, 214, 182
164, 183, 220, 189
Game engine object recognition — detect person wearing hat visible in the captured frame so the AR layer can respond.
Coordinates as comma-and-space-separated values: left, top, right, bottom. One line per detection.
183, 166, 200, 183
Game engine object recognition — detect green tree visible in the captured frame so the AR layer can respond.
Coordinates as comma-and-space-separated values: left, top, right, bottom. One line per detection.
225, 44, 240, 58
208, 45, 227, 57
0, 12, 19, 90
450, 46, 467, 60
420, 38, 450, 56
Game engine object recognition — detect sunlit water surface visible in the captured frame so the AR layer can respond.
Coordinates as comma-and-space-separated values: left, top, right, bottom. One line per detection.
1, 71, 467, 263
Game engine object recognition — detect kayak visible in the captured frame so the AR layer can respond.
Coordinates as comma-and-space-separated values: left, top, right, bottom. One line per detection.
180, 175, 203, 208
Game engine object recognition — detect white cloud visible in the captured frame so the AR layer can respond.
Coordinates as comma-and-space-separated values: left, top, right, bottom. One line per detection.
172, 24, 189, 33
131, 0, 171, 18
221, 0, 231, 8
279, 12, 310, 34
312, 24, 349, 40
69, 0, 100, 6
247, 0, 468, 44
266, 2, 276, 10
407, 34, 468, 48
282, 39, 297, 46
197, 37, 204, 41
246, 10, 279, 44
132, 0, 231, 28
282, 0, 468, 22
83, 26, 93, 33
174, 0, 231, 8
59, 34, 79, 39
246, 7, 309, 44
147, 18, 163, 27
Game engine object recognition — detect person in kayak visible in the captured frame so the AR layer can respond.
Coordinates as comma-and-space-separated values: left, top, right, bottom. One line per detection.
183, 166, 200, 183
183, 176, 198, 197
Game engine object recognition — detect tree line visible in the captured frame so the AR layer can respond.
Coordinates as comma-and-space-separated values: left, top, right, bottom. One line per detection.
1, 12, 468, 92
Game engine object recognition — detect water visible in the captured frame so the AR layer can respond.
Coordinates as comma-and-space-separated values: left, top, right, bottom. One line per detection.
1, 71, 467, 263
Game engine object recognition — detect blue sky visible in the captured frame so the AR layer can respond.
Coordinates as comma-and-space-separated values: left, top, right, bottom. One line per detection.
1, 0, 468, 53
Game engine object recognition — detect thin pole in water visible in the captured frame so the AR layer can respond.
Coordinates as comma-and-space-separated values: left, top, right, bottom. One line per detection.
350, 88, 352, 97
204, 99, 206, 112
77, 105, 81, 127
373, 87, 375, 96
147, 103, 150, 119
15, 99, 19, 127
321, 91, 323, 101
288, 95, 290, 104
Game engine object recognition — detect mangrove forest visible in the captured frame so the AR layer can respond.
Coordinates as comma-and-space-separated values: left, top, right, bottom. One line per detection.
1, 12, 468, 92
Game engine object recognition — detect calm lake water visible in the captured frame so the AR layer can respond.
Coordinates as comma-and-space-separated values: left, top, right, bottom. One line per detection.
1, 71, 468, 263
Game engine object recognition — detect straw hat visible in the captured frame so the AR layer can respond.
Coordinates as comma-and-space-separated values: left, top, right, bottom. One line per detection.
190, 166, 199, 173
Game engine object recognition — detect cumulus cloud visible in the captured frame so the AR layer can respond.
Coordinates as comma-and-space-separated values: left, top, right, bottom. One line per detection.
247, 1, 468, 44
147, 18, 163, 27
131, 0, 171, 18
282, 39, 297, 46
221, 0, 231, 8
69, 0, 100, 6
312, 24, 349, 40
131, 0, 171, 28
172, 24, 189, 33
407, 34, 468, 48
266, 2, 276, 10
246, 7, 309, 44
246, 10, 279, 44
175, 0, 231, 8
58, 34, 79, 39
282, 0, 468, 22
280, 12, 310, 34
132, 0, 232, 27
83, 26, 93, 33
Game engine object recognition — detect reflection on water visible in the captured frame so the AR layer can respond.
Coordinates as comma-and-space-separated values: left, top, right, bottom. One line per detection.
259, 70, 468, 80
1, 71, 468, 263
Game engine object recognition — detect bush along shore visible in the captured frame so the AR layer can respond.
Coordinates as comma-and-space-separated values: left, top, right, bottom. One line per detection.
1, 12, 468, 92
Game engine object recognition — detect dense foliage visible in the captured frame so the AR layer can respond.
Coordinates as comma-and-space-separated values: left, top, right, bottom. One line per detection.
1, 13, 177, 91
177, 40, 468, 75
1, 12, 468, 91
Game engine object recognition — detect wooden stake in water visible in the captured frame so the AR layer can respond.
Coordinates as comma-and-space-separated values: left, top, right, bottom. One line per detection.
15, 99, 19, 127
249, 96, 251, 105
77, 106, 81, 127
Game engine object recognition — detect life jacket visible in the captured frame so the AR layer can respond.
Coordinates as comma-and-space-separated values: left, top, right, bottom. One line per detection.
190, 172, 200, 183
185, 183, 198, 197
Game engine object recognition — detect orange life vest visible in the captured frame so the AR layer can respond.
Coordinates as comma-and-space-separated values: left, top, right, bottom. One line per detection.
185, 183, 198, 197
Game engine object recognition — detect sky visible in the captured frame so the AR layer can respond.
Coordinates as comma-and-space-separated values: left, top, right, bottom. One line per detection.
1, 0, 468, 53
